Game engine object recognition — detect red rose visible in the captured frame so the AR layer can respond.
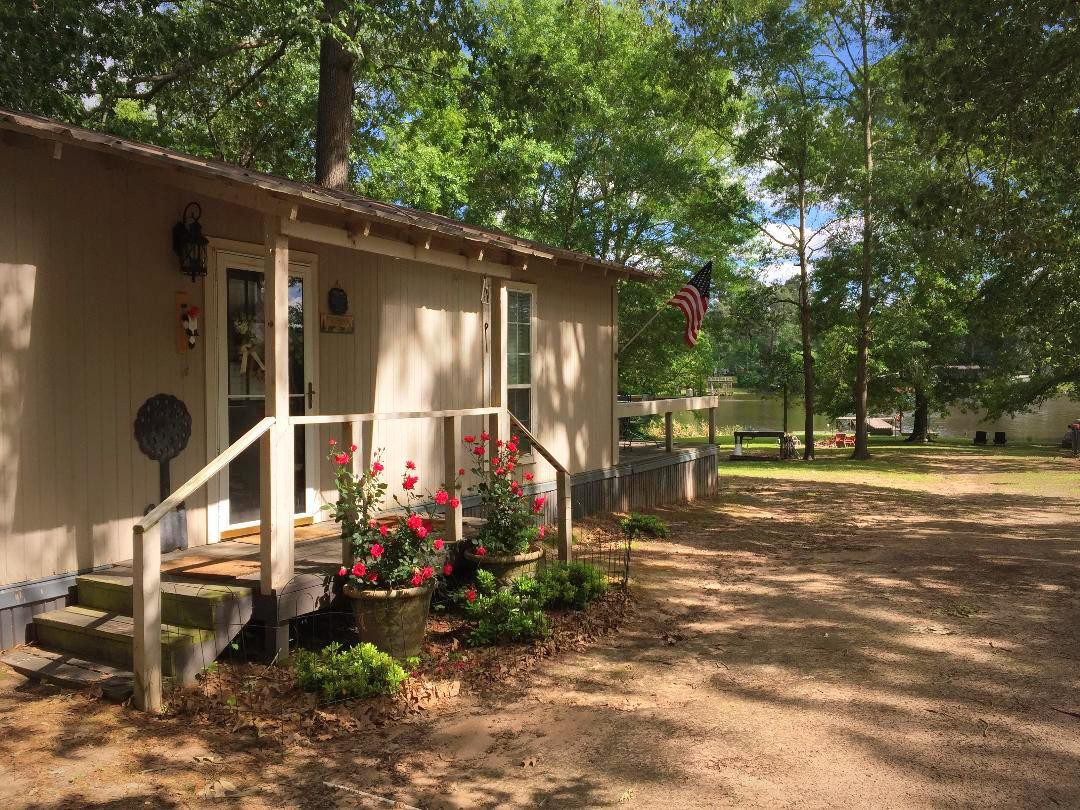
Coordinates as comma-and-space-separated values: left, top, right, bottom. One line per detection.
371, 461, 384, 473
475, 546, 487, 556
449, 497, 460, 508
496, 467, 505, 476
405, 460, 416, 470
368, 519, 377, 528
352, 562, 366, 577
329, 439, 337, 446
334, 452, 348, 465
443, 563, 453, 576
458, 467, 465, 476
370, 543, 384, 559
416, 526, 428, 539
433, 538, 444, 551
421, 565, 434, 580
497, 439, 504, 447
407, 513, 423, 530
532, 495, 547, 514
338, 566, 347, 576
379, 524, 389, 537
512, 435, 519, 442
491, 456, 499, 465
410, 572, 423, 587
472, 446, 484, 456
350, 443, 358, 452
507, 443, 518, 453
367, 571, 378, 582
187, 305, 200, 318
465, 588, 477, 603
403, 474, 419, 490
539, 525, 546, 539
524, 472, 534, 481
480, 432, 490, 441
463, 435, 475, 444
434, 489, 449, 505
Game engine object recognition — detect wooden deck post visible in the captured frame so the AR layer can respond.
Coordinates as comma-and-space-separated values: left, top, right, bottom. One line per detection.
488, 279, 507, 457
260, 217, 295, 603
665, 411, 674, 452
556, 471, 573, 562
132, 523, 162, 713
443, 415, 463, 544
708, 407, 716, 445
611, 283, 620, 466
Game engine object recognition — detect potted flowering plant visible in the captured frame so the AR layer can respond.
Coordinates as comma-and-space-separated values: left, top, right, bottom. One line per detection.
461, 432, 547, 583
325, 441, 460, 657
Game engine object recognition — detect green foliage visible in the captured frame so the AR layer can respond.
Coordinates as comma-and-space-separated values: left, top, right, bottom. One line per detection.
619, 513, 669, 539
293, 642, 408, 701
459, 570, 550, 646
534, 563, 608, 610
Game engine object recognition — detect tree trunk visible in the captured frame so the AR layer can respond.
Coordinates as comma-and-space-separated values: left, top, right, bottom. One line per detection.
905, 388, 929, 443
315, 2, 355, 190
797, 173, 815, 460
851, 12, 874, 461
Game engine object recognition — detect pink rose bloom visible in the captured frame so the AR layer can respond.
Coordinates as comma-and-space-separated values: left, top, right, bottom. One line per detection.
433, 538, 444, 551
338, 566, 347, 577
443, 563, 453, 576
434, 489, 449, 505
406, 514, 423, 530
370, 543, 384, 559
371, 461, 384, 473
367, 571, 378, 582
507, 443, 518, 453
403, 474, 419, 490
524, 472, 534, 481
416, 526, 428, 539
496, 467, 505, 476
538, 525, 546, 539
472, 446, 485, 456
475, 546, 487, 556
379, 524, 389, 537
465, 588, 477, 603
463, 434, 475, 444
410, 572, 423, 587
350, 443, 358, 452
405, 460, 416, 470
480, 432, 490, 441
421, 565, 434, 580
328, 439, 337, 447
458, 467, 465, 476
449, 497, 461, 509
334, 452, 348, 465
533, 495, 547, 514
352, 562, 366, 577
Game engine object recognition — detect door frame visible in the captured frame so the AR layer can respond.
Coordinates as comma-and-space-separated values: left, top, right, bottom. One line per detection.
204, 237, 321, 542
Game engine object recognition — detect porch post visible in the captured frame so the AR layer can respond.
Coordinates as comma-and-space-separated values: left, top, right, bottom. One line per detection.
442, 415, 463, 544
132, 523, 162, 713
260, 217, 295, 602
665, 411, 674, 453
708, 407, 717, 445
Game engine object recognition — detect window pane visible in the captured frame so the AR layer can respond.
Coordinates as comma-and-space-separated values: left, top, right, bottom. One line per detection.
517, 322, 531, 354
509, 387, 532, 453
507, 353, 520, 386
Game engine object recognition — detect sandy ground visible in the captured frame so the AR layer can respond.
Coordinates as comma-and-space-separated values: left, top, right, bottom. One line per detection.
2, 450, 1079, 808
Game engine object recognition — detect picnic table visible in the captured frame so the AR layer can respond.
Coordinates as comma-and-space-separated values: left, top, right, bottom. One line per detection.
732, 429, 787, 459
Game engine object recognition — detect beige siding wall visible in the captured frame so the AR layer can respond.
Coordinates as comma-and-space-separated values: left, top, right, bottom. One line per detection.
0, 139, 617, 587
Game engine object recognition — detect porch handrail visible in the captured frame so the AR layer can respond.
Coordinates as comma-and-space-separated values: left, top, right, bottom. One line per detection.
615, 395, 719, 451
131, 415, 276, 714
508, 413, 573, 562
290, 405, 501, 425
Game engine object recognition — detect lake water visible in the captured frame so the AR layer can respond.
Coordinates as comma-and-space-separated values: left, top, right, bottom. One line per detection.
691, 392, 1079, 443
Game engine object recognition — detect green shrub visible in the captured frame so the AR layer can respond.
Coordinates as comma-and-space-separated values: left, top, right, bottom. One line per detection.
460, 569, 550, 646
535, 562, 608, 609
619, 512, 668, 539
294, 641, 408, 701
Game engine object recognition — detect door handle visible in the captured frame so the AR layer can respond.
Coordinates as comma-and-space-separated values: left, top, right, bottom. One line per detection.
306, 381, 316, 409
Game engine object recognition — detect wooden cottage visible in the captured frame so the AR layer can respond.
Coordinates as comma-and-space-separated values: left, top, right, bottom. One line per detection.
0, 108, 718, 709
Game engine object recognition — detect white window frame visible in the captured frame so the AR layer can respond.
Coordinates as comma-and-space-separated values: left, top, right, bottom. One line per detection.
504, 281, 537, 460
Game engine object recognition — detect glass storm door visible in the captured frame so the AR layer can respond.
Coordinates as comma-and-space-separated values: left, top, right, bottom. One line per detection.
222, 265, 312, 528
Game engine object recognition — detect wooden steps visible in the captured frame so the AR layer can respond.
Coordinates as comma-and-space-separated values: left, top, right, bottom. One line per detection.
1, 575, 254, 692
0, 647, 134, 701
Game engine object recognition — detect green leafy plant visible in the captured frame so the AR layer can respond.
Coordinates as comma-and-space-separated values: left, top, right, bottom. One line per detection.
535, 562, 609, 609
458, 570, 550, 646
294, 642, 408, 702
619, 512, 668, 539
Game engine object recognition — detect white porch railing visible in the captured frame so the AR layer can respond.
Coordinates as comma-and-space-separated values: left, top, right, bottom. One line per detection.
130, 405, 574, 713
616, 395, 720, 452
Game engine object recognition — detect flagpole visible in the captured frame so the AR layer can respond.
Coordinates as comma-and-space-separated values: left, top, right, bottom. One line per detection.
617, 307, 666, 357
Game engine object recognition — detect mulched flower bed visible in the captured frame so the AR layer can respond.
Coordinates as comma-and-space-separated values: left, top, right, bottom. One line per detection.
168, 586, 632, 744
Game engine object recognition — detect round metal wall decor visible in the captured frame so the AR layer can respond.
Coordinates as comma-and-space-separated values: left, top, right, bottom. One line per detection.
134, 394, 192, 463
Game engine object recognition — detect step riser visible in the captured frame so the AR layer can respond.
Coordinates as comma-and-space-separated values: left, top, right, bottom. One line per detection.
77, 580, 252, 632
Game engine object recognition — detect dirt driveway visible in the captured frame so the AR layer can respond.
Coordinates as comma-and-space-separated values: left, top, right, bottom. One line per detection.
2, 452, 1079, 808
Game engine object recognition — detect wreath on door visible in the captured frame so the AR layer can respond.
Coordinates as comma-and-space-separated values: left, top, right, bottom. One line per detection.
233, 314, 265, 378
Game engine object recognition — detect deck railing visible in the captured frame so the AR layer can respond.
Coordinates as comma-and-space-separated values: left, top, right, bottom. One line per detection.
131, 415, 276, 713
129, 405, 574, 713
615, 395, 720, 451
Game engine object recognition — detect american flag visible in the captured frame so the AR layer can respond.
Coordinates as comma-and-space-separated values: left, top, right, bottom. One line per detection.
668, 261, 712, 346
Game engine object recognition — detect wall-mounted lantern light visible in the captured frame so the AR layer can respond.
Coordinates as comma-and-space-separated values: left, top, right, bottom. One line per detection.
172, 202, 208, 282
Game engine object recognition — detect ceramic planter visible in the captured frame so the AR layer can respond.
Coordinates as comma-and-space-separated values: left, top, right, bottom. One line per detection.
343, 583, 433, 658
464, 547, 544, 585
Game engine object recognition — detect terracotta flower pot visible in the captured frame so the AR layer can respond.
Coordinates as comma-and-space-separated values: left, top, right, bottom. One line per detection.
464, 547, 544, 585
343, 583, 433, 659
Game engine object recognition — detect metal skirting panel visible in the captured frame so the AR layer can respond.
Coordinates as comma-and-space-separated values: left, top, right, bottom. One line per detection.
0, 593, 74, 650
